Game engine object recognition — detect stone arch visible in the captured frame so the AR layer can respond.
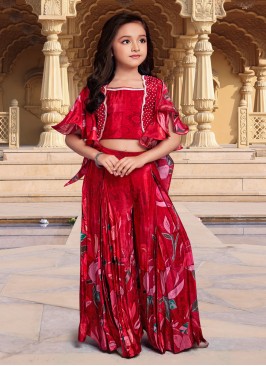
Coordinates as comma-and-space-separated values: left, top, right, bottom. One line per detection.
212, 22, 260, 67
223, 8, 266, 58
210, 33, 245, 74
153, 0, 183, 37
3, 37, 45, 74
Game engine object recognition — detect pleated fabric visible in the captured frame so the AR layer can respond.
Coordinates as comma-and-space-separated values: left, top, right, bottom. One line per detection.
78, 144, 207, 358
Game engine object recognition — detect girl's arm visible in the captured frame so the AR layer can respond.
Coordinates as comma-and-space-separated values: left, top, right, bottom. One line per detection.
65, 133, 119, 174
139, 118, 181, 165
113, 118, 182, 177
65, 133, 100, 160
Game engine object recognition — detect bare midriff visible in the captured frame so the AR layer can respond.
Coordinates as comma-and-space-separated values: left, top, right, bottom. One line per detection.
100, 139, 147, 152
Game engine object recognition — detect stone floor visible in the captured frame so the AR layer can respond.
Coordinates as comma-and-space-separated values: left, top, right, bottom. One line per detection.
0, 202, 266, 365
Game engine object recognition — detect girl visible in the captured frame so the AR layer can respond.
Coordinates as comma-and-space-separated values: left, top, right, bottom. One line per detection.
53, 12, 208, 358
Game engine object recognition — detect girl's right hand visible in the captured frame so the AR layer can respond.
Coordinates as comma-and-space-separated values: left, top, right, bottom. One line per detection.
96, 153, 120, 174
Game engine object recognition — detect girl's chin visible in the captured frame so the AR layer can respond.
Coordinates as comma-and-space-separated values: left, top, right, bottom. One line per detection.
116, 62, 143, 70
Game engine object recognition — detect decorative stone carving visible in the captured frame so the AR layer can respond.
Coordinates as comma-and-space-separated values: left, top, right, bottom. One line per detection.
194, 0, 213, 21
44, 0, 61, 16
238, 106, 248, 147
25, 0, 81, 17
251, 63, 266, 113
180, 35, 198, 148
191, 23, 220, 148
38, 16, 66, 147
176, 0, 225, 20
239, 68, 255, 112
9, 99, 19, 148
59, 35, 72, 116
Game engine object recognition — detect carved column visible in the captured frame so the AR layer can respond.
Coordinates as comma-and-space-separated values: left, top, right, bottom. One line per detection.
164, 59, 175, 99
72, 60, 82, 99
239, 69, 255, 112
174, 0, 226, 148
67, 49, 77, 106
180, 35, 198, 147
251, 64, 266, 112
38, 16, 66, 147
59, 35, 72, 116
73, 73, 80, 100
170, 46, 185, 114
24, 0, 82, 147
191, 21, 220, 148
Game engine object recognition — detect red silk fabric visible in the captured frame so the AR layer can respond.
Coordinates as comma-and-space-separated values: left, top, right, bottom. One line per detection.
52, 75, 189, 191
78, 143, 207, 357
52, 76, 208, 357
101, 89, 144, 139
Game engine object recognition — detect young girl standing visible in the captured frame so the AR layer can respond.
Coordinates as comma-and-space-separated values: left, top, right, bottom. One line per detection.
53, 12, 208, 358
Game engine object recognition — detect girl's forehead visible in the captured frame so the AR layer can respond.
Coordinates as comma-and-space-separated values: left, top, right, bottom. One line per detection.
115, 22, 146, 37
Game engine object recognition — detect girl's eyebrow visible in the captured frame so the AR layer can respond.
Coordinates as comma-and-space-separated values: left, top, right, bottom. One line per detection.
118, 34, 147, 39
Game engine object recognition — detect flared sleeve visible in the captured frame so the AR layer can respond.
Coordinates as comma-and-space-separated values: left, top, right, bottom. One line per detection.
156, 80, 189, 149
52, 87, 95, 141
140, 79, 189, 150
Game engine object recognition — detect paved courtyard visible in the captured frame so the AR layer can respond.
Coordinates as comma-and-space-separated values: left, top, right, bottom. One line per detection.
0, 201, 266, 365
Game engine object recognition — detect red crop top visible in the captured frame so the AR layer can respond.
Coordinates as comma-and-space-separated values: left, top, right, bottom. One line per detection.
101, 88, 144, 139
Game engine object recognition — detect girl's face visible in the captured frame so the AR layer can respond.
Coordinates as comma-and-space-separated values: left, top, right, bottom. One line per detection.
111, 22, 148, 71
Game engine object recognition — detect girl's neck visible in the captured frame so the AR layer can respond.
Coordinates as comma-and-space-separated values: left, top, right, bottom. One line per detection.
108, 71, 144, 88
112, 68, 142, 81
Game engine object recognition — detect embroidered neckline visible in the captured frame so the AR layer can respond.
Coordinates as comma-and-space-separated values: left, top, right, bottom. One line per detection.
106, 87, 144, 91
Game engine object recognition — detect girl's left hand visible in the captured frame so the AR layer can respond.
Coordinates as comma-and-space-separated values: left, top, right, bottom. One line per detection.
113, 155, 147, 177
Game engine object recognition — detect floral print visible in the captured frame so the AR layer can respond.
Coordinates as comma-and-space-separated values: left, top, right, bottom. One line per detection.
77, 146, 207, 358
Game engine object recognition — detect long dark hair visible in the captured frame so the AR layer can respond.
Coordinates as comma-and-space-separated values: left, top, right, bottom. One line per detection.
86, 12, 154, 114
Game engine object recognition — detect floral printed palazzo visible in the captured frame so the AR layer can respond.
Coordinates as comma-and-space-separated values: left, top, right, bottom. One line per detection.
77, 144, 207, 358
52, 75, 208, 358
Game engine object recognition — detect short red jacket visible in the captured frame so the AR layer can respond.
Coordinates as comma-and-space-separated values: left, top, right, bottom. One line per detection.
52, 75, 189, 192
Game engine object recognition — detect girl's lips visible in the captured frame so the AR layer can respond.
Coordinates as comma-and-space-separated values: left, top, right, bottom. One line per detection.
130, 55, 140, 58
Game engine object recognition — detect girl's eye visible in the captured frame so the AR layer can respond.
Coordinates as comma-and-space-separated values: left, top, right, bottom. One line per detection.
121, 40, 130, 44
139, 38, 147, 43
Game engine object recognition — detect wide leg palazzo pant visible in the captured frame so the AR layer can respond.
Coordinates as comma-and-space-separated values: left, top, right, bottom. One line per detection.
78, 144, 207, 358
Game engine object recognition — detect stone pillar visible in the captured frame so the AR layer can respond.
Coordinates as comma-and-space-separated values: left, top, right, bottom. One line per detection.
180, 35, 198, 147
67, 49, 77, 106
160, 67, 168, 85
38, 16, 66, 147
72, 60, 82, 99
251, 64, 266, 112
170, 46, 185, 114
73, 73, 80, 100
164, 59, 175, 99
239, 69, 255, 112
59, 35, 72, 116
191, 22, 220, 148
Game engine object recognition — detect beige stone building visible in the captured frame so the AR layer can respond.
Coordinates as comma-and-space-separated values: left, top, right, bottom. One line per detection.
0, 0, 266, 202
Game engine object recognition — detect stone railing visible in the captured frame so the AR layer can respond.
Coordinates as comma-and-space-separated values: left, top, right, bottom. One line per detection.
0, 100, 19, 148
238, 106, 266, 148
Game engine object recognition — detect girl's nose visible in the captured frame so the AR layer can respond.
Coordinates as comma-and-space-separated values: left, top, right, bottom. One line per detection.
131, 42, 140, 52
